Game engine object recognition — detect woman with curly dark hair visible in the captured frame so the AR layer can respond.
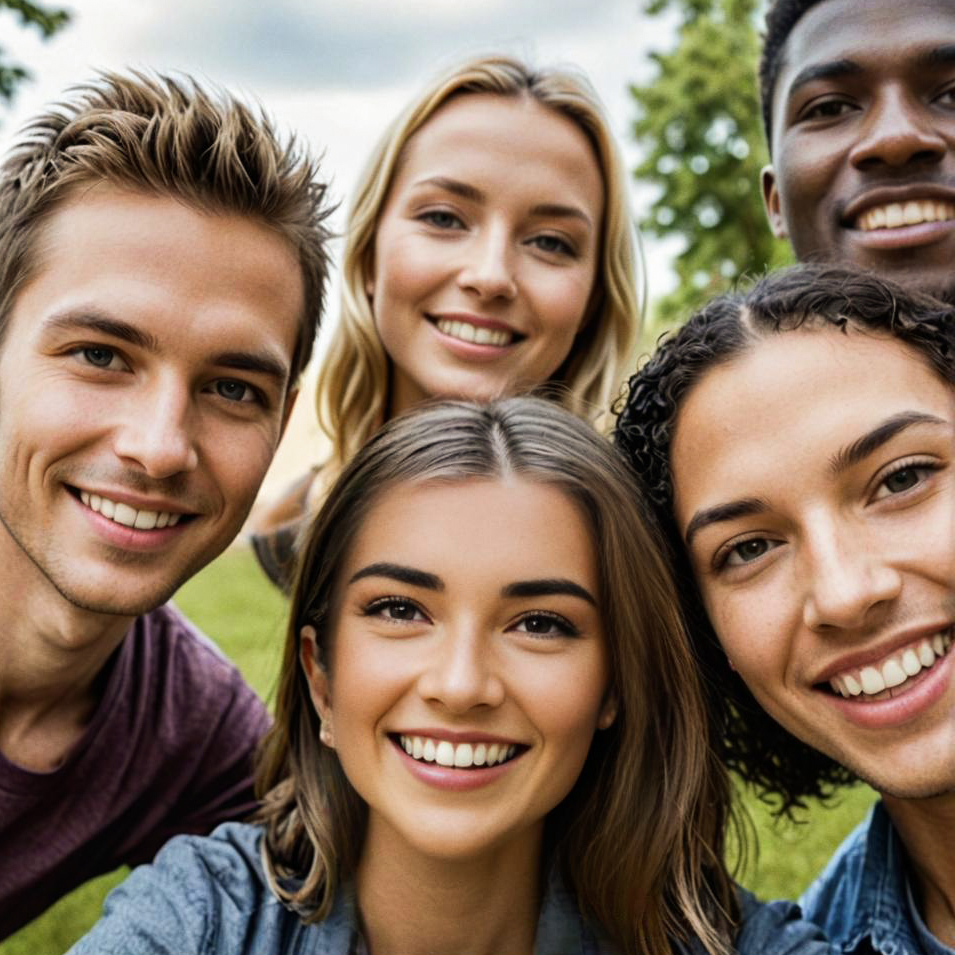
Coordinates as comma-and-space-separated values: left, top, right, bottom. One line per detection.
614, 264, 955, 955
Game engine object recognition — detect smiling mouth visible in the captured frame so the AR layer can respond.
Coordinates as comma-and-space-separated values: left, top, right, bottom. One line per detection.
395, 734, 521, 769
855, 200, 955, 232
74, 488, 190, 531
431, 317, 521, 348
826, 628, 953, 701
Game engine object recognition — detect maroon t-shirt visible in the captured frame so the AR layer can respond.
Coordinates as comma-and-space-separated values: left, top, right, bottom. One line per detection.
0, 603, 271, 939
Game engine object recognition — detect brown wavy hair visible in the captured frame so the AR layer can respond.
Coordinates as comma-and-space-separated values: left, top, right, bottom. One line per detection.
256, 396, 737, 955
614, 264, 955, 815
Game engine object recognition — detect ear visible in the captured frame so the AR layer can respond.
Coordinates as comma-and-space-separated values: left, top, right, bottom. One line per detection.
299, 625, 335, 747
760, 164, 788, 239
597, 693, 618, 731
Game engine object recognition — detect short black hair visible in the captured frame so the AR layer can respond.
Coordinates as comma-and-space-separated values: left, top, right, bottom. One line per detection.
758, 0, 829, 150
614, 264, 955, 816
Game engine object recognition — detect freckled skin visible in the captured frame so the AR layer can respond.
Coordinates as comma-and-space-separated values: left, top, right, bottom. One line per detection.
762, 0, 955, 300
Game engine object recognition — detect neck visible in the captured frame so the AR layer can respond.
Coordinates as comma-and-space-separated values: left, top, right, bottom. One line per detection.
0, 542, 133, 770
883, 792, 955, 946
356, 815, 543, 955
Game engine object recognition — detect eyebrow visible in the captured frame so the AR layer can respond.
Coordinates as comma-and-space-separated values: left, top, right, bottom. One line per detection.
786, 58, 863, 99
502, 578, 596, 606
684, 497, 769, 547
415, 177, 593, 228
415, 176, 484, 203
348, 562, 443, 591
347, 564, 596, 606
920, 44, 955, 69
829, 411, 949, 475
45, 310, 160, 351
45, 309, 289, 383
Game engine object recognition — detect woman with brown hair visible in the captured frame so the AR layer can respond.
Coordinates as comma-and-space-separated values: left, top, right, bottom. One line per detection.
70, 399, 831, 955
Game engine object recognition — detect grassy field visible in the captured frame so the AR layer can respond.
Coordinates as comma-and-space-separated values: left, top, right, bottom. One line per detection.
1, 546, 876, 955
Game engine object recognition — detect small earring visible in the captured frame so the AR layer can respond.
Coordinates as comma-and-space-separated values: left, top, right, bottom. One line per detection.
320, 723, 334, 747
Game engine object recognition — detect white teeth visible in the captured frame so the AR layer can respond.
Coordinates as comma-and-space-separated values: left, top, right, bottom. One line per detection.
901, 649, 922, 676
829, 631, 952, 700
881, 659, 907, 689
78, 490, 181, 530
860, 666, 885, 695
858, 200, 955, 231
398, 735, 517, 769
436, 318, 513, 347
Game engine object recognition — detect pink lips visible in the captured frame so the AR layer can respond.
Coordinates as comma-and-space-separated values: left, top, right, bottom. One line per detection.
390, 736, 523, 792
822, 644, 953, 731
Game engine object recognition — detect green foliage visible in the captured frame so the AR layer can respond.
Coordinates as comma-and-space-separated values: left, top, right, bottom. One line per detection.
0, 0, 70, 106
632, 0, 792, 333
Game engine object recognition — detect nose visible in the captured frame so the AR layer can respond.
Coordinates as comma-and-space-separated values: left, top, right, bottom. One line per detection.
801, 518, 902, 632
849, 87, 946, 171
456, 224, 517, 301
416, 622, 506, 713
112, 376, 199, 479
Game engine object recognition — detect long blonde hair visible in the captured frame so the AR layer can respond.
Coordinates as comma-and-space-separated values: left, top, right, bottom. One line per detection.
316, 54, 642, 474
256, 398, 736, 955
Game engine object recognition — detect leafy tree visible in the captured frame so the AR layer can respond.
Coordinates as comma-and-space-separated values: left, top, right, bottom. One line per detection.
0, 0, 70, 108
632, 0, 791, 331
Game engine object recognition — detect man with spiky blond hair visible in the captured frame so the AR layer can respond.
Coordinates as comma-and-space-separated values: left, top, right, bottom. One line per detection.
0, 71, 332, 937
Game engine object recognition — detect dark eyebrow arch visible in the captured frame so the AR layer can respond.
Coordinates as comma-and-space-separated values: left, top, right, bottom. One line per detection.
685, 497, 769, 547
348, 562, 443, 591
829, 411, 949, 475
503, 578, 597, 606
415, 176, 484, 203
921, 44, 955, 69
787, 58, 863, 98
45, 310, 159, 351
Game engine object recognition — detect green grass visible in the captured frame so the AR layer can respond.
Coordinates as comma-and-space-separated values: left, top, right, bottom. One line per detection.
2, 545, 877, 954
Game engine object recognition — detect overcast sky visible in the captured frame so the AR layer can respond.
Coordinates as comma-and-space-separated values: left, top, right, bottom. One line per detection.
0, 0, 681, 494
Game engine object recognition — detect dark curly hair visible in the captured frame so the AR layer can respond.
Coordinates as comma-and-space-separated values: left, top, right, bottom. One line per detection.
614, 264, 955, 816
758, 0, 827, 150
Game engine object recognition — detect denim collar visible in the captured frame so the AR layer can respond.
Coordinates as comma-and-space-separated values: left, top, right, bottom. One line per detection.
841, 802, 924, 955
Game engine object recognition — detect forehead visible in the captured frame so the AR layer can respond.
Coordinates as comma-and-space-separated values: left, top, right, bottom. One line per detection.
10, 185, 303, 361
671, 328, 952, 517
773, 0, 955, 117
390, 93, 604, 206
343, 477, 597, 583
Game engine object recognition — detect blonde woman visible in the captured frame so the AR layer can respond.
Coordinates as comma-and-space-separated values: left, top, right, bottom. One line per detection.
251, 54, 642, 587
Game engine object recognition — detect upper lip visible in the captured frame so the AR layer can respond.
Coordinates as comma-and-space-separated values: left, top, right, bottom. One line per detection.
73, 485, 193, 515
428, 312, 522, 336
812, 621, 954, 684
841, 183, 955, 225
394, 727, 523, 745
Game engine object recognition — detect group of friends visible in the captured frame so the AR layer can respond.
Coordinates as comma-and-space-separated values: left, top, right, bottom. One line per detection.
0, 0, 952, 953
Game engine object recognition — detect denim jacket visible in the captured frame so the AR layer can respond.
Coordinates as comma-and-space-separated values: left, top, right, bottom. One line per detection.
68, 822, 834, 955
799, 801, 953, 955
